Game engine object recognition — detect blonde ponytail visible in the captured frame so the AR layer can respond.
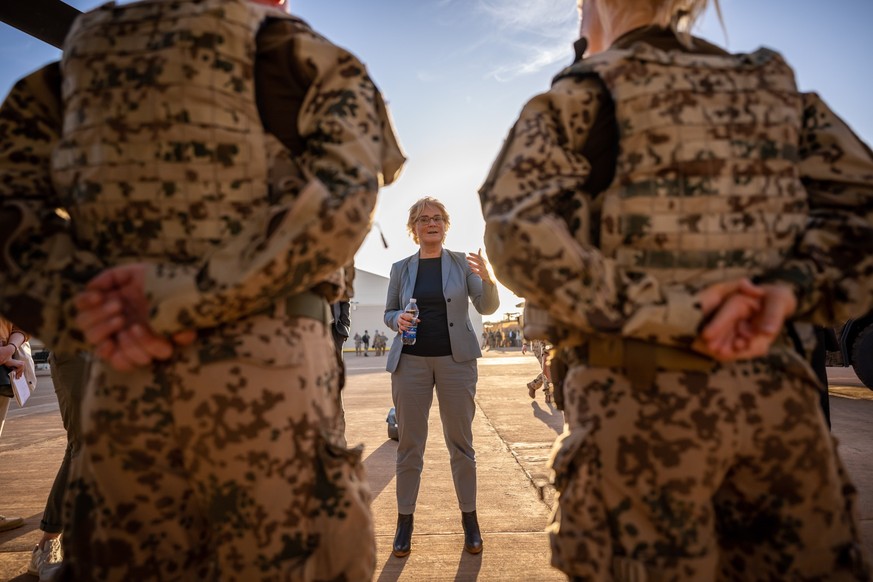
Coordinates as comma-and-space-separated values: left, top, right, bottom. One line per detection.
658, 0, 724, 47
595, 0, 724, 49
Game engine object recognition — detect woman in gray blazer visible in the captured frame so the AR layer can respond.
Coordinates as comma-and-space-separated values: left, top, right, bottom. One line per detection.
384, 197, 499, 558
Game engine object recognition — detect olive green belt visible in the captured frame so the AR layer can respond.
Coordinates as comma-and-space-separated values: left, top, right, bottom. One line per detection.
569, 337, 715, 389
281, 290, 332, 326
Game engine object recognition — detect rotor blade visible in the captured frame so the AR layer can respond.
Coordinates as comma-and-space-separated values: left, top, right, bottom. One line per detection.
0, 0, 81, 50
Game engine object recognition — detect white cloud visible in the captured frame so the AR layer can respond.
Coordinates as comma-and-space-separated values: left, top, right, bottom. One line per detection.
473, 0, 578, 39
442, 0, 579, 81
487, 41, 571, 81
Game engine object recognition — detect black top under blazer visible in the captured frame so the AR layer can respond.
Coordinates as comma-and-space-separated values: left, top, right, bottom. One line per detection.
383, 249, 500, 373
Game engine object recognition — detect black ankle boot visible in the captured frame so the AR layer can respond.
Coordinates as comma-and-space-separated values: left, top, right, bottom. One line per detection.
393, 513, 414, 557
461, 510, 483, 554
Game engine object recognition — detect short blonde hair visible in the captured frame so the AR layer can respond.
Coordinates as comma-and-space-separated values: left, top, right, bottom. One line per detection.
406, 196, 451, 245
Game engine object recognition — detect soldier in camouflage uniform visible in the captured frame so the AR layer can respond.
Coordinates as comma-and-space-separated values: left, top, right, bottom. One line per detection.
523, 338, 553, 403
480, 0, 873, 579
0, 0, 404, 579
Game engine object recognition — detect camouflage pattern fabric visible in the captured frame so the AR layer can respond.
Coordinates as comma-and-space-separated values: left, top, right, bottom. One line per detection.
0, 0, 405, 350
481, 47, 873, 349
527, 339, 551, 397
0, 61, 91, 349
551, 351, 868, 581
480, 31, 873, 581
66, 315, 372, 581
0, 0, 404, 579
582, 47, 808, 290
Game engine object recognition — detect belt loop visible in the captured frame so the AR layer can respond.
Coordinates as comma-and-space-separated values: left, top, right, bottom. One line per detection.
589, 336, 623, 367
274, 295, 288, 318
625, 341, 657, 390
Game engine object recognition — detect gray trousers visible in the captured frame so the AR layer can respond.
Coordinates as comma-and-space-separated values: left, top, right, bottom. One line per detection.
42, 352, 89, 533
391, 354, 477, 514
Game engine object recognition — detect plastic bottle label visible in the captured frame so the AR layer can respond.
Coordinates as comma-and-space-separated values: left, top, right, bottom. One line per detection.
402, 301, 418, 345
402, 325, 417, 344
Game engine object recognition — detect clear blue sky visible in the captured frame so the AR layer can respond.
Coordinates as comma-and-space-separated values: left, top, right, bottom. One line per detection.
1, 0, 871, 322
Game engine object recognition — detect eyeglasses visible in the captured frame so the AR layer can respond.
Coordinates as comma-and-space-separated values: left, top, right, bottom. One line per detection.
416, 215, 445, 225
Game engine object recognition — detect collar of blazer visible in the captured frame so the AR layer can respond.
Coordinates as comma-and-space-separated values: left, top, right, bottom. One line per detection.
404, 248, 467, 300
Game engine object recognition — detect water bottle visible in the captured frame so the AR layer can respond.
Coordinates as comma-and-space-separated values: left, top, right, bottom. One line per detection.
401, 298, 419, 345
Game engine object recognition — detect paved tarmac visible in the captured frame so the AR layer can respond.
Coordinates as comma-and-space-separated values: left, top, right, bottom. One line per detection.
0, 350, 871, 581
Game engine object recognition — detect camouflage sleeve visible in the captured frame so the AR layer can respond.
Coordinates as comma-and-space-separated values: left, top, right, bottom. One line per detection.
480, 77, 701, 346
143, 31, 405, 334
0, 64, 103, 350
759, 92, 873, 325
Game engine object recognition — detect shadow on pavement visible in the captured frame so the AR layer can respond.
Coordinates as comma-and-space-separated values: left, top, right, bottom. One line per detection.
531, 401, 563, 434
454, 549, 482, 581
0, 513, 42, 545
363, 439, 398, 500
376, 552, 407, 582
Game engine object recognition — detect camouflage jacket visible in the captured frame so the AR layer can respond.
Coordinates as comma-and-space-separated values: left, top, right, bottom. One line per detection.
0, 0, 405, 350
480, 28, 873, 348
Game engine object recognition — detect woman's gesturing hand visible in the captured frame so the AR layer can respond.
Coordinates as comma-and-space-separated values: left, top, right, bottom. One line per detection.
466, 248, 492, 284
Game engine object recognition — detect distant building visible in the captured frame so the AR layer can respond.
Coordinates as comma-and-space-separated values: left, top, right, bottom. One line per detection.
349, 269, 485, 344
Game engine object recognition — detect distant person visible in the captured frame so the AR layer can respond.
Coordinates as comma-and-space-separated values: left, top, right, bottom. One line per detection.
812, 326, 839, 427
374, 331, 387, 356
480, 0, 873, 578
522, 339, 552, 404
28, 352, 90, 580
0, 317, 31, 440
791, 324, 839, 428
354, 332, 363, 356
0, 317, 33, 534
362, 330, 371, 356
328, 265, 355, 441
331, 301, 351, 355
330, 265, 355, 356
384, 196, 499, 557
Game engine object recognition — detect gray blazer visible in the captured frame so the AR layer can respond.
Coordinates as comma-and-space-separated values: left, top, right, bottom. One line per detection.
384, 249, 500, 373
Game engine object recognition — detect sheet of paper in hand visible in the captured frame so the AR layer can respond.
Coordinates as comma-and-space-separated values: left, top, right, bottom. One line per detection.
10, 371, 31, 407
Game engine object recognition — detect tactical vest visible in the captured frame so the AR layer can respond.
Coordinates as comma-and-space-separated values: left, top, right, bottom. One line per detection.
555, 44, 808, 287
51, 0, 292, 264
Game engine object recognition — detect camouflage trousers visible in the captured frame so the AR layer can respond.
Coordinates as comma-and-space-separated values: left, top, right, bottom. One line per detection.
548, 349, 870, 581
528, 341, 553, 402
63, 313, 373, 581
